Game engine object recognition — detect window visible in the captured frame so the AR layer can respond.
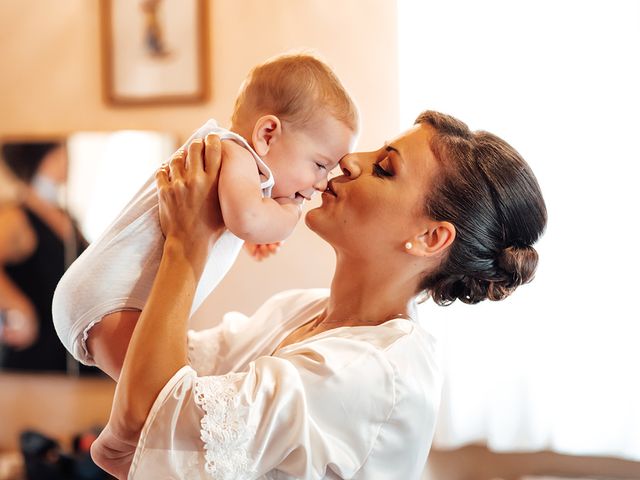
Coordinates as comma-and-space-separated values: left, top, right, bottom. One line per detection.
66, 131, 176, 242
399, 0, 640, 460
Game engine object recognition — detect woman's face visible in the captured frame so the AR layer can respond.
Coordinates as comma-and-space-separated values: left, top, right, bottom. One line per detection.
306, 123, 440, 255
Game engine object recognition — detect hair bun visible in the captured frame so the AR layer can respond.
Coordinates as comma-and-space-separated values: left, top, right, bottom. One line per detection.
422, 244, 541, 306
482, 245, 539, 302
497, 245, 539, 287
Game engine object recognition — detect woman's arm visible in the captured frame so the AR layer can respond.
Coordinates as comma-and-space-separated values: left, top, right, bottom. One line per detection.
108, 134, 224, 437
0, 270, 38, 349
218, 140, 301, 244
0, 205, 39, 349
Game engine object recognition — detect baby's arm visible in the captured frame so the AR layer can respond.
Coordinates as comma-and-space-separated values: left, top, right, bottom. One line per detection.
219, 141, 301, 244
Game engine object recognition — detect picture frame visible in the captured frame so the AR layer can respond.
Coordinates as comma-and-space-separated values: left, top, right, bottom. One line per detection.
100, 0, 208, 105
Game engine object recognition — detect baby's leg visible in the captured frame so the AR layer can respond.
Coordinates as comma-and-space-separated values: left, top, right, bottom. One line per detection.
51, 172, 160, 367
79, 232, 245, 381
86, 310, 140, 381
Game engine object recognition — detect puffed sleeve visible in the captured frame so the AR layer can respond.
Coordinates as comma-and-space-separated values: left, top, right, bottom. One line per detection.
187, 311, 250, 376
128, 338, 397, 480
187, 289, 330, 377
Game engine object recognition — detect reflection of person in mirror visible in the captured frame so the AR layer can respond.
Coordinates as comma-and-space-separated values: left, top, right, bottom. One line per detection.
0, 142, 88, 372
52, 53, 358, 378
140, 0, 170, 58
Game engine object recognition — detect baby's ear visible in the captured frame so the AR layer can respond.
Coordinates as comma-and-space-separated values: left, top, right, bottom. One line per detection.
252, 115, 282, 156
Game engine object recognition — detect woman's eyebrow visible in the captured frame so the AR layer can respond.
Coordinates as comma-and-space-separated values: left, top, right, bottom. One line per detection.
385, 145, 404, 170
386, 145, 402, 157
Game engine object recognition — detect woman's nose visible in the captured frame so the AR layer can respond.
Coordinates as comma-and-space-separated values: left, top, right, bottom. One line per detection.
339, 152, 362, 178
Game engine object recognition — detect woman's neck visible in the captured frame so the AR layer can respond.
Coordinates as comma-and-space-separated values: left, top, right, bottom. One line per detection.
322, 255, 418, 327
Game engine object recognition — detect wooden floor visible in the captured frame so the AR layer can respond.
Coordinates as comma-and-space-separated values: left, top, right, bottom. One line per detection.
2, 373, 640, 480
0, 371, 114, 451
424, 445, 640, 480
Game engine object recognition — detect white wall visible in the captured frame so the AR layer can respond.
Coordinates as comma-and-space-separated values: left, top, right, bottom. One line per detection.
399, 0, 640, 461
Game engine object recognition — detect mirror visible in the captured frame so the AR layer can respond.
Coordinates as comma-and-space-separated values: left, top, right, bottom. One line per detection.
0, 131, 176, 374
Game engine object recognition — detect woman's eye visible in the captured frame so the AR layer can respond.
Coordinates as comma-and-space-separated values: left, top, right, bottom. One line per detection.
373, 162, 393, 177
316, 162, 327, 170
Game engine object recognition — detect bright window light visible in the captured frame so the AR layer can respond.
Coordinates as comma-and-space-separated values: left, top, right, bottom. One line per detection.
66, 131, 176, 242
399, 0, 640, 460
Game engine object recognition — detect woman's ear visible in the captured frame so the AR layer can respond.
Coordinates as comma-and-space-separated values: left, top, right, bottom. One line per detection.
405, 221, 456, 258
251, 115, 282, 156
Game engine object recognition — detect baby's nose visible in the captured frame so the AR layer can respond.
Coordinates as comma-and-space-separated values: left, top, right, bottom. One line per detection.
313, 177, 328, 192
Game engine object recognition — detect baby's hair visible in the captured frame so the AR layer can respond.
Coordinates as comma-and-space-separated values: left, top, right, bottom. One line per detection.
232, 52, 358, 133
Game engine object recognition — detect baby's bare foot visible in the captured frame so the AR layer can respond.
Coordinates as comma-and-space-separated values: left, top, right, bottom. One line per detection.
90, 423, 138, 479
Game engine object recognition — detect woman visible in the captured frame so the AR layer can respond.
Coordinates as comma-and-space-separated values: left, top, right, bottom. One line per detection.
0, 142, 88, 372
90, 111, 547, 479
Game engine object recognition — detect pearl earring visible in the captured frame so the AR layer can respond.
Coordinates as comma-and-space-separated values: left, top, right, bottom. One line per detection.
404, 242, 413, 250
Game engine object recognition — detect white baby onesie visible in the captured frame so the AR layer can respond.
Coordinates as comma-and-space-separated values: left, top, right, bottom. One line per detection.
52, 119, 274, 365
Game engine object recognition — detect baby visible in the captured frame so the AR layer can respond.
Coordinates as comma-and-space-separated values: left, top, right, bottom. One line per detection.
52, 53, 358, 367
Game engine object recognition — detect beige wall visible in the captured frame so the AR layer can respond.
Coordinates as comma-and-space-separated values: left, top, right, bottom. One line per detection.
0, 0, 399, 324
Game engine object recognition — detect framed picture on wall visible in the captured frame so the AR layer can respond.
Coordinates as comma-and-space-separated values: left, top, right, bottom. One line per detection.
100, 0, 208, 105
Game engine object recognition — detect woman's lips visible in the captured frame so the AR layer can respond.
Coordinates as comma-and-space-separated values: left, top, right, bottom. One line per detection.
324, 181, 337, 197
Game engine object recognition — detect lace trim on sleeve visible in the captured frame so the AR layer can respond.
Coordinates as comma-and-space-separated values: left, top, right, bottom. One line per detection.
194, 373, 256, 480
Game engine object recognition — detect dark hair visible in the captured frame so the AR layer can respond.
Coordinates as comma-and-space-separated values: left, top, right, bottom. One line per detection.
1, 141, 62, 183
416, 111, 547, 305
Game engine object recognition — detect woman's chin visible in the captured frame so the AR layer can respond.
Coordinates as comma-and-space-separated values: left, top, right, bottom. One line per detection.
304, 207, 318, 230
304, 205, 327, 234
305, 196, 341, 243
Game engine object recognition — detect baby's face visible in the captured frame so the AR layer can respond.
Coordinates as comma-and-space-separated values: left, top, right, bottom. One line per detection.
265, 116, 356, 202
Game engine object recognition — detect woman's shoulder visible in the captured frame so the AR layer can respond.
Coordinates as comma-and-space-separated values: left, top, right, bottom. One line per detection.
274, 320, 440, 442
284, 316, 434, 359
280, 317, 437, 380
281, 318, 441, 415
0, 204, 37, 264
299, 321, 441, 475
375, 319, 441, 398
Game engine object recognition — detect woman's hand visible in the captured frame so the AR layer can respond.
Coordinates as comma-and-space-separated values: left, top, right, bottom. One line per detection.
155, 134, 224, 270
0, 307, 38, 350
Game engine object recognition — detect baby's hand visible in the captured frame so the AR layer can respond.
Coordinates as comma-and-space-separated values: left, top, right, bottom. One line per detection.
244, 241, 281, 261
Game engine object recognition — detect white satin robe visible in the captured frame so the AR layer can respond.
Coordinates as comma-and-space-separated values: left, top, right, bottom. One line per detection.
128, 289, 442, 479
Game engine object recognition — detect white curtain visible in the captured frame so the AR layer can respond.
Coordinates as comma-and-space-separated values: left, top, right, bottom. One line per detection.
399, 0, 640, 461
